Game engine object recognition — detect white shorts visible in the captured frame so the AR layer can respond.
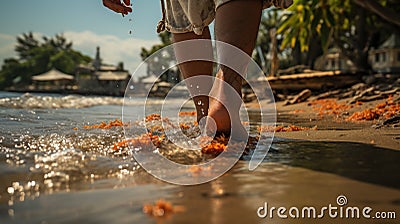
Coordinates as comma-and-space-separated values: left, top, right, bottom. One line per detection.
164, 0, 293, 35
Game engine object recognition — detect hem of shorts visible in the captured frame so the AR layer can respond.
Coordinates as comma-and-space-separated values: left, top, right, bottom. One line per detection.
216, 0, 272, 10
165, 12, 215, 35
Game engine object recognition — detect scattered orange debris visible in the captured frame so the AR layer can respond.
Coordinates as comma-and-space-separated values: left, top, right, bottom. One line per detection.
113, 133, 163, 151
258, 125, 316, 132
347, 96, 400, 121
178, 121, 198, 130
188, 165, 212, 174
145, 114, 177, 129
178, 111, 197, 116
72, 127, 78, 131
309, 99, 353, 116
83, 119, 124, 129
201, 135, 229, 155
201, 142, 227, 155
179, 123, 191, 130
346, 109, 379, 121
148, 124, 165, 133
145, 114, 161, 121
143, 199, 185, 218
290, 109, 305, 114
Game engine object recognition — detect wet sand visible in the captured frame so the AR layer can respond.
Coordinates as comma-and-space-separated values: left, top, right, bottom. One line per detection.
2, 160, 399, 224
273, 99, 400, 151
2, 137, 400, 224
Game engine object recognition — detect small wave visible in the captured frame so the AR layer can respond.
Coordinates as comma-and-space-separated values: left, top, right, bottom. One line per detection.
0, 93, 129, 109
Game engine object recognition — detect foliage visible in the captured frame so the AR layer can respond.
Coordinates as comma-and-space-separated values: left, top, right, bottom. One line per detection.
140, 32, 177, 81
271, 0, 400, 70
278, 0, 336, 53
0, 32, 91, 89
140, 32, 172, 60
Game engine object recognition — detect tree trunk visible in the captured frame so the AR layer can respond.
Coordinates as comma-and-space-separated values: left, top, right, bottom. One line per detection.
306, 35, 323, 69
355, 7, 370, 71
292, 42, 302, 66
270, 28, 279, 77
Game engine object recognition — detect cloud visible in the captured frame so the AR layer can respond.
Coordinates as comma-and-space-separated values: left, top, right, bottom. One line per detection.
64, 31, 159, 77
0, 33, 16, 63
0, 31, 160, 79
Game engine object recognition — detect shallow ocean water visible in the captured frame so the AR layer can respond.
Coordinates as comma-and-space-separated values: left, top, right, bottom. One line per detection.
0, 92, 399, 224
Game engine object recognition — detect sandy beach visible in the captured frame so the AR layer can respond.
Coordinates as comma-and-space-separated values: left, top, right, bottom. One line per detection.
274, 98, 400, 151
0, 91, 399, 224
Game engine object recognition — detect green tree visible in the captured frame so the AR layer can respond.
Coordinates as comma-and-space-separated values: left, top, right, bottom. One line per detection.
278, 0, 336, 63
140, 32, 172, 60
353, 0, 400, 28
140, 32, 177, 82
277, 0, 399, 70
0, 32, 91, 89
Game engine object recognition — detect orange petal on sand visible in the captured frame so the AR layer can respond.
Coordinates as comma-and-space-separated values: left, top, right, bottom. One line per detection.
145, 114, 177, 128
145, 114, 161, 121
201, 135, 229, 155
188, 165, 212, 175
143, 199, 185, 218
83, 119, 125, 129
309, 98, 353, 116
257, 125, 316, 132
347, 96, 399, 122
201, 142, 227, 155
179, 123, 191, 130
178, 111, 197, 116
113, 133, 162, 151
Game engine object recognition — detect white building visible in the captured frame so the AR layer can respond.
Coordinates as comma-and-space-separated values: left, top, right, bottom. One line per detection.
314, 48, 356, 72
369, 34, 400, 74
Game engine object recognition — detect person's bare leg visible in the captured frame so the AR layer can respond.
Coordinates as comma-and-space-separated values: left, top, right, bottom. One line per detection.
172, 27, 213, 122
208, 0, 262, 136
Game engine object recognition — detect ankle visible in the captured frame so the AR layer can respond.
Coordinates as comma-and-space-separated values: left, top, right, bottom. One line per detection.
215, 68, 243, 95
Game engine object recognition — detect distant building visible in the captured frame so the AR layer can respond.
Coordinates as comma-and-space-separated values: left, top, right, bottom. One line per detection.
314, 48, 356, 72
31, 68, 75, 92
369, 34, 400, 74
75, 47, 130, 96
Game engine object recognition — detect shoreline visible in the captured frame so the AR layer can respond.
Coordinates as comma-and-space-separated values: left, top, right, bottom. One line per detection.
272, 99, 400, 151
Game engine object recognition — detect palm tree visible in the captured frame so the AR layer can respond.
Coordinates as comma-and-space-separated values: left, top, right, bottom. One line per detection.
15, 32, 40, 61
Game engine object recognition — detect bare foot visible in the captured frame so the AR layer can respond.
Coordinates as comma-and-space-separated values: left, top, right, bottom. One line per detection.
208, 97, 247, 141
206, 70, 248, 141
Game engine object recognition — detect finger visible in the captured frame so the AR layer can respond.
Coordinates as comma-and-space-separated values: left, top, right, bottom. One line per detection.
103, 0, 132, 14
122, 0, 131, 7
122, 0, 132, 12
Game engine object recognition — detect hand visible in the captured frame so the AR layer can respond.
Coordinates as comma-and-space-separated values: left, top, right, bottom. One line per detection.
103, 0, 132, 15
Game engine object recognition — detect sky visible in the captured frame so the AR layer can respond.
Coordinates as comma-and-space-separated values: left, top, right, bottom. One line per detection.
0, 0, 163, 77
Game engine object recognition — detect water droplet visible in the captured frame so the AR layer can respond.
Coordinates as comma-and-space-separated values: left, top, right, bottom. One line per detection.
8, 209, 14, 217
197, 101, 202, 105
196, 85, 199, 89
7, 187, 14, 194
